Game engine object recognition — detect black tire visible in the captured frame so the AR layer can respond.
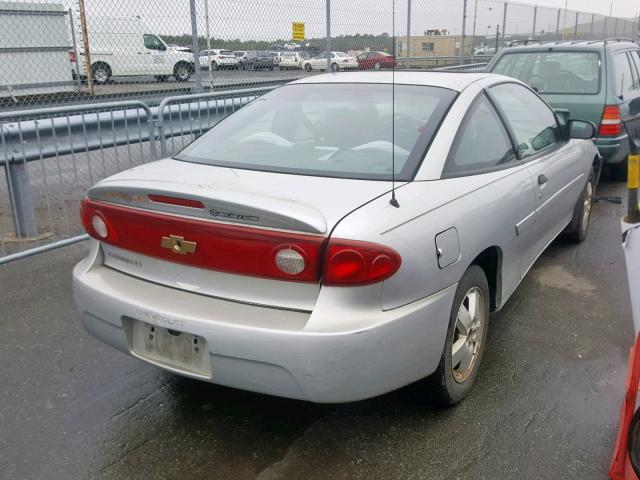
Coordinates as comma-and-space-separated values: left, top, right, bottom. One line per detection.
173, 62, 192, 82
425, 265, 490, 406
305, 63, 312, 72
92, 63, 111, 84
210, 61, 218, 71
154, 75, 169, 82
331, 62, 339, 72
610, 160, 628, 181
629, 407, 640, 477
269, 66, 274, 71
563, 173, 594, 243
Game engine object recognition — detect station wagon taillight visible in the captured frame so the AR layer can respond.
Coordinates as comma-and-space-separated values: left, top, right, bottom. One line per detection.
80, 199, 401, 286
599, 105, 622, 136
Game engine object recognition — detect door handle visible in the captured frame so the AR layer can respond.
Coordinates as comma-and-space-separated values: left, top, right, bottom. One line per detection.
538, 174, 548, 185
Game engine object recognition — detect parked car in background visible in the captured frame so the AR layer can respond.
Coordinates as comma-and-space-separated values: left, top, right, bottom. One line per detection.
357, 51, 397, 70
74, 71, 599, 405
303, 51, 358, 72
278, 51, 309, 70
488, 39, 640, 178
71, 17, 196, 83
269, 51, 284, 67
234, 51, 248, 68
199, 49, 239, 70
243, 51, 274, 70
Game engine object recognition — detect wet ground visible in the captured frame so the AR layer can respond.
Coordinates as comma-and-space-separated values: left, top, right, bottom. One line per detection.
0, 179, 633, 479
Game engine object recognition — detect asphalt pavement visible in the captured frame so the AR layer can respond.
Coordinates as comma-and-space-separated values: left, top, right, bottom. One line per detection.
0, 179, 634, 480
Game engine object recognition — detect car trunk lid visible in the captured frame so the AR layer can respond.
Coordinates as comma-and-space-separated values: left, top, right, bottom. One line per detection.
86, 158, 393, 310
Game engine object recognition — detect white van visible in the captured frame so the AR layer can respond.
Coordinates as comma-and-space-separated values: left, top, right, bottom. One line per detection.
72, 17, 196, 84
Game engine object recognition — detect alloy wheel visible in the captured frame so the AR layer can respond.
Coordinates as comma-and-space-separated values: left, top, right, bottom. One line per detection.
451, 287, 485, 383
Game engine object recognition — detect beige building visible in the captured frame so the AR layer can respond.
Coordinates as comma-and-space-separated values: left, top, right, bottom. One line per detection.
396, 34, 473, 59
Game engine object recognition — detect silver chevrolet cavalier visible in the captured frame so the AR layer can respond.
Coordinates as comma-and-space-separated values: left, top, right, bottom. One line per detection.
73, 72, 599, 404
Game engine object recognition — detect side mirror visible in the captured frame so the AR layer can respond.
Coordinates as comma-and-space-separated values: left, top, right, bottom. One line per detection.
568, 119, 596, 140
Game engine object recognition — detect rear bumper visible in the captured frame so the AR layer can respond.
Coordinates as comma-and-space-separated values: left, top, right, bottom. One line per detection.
596, 133, 629, 165
72, 244, 455, 403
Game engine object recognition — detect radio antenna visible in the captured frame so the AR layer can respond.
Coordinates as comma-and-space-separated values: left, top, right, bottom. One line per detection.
389, 0, 400, 208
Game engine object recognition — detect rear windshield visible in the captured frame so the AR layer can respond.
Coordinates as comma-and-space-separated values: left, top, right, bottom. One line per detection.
491, 51, 601, 94
220, 50, 234, 55
175, 83, 456, 181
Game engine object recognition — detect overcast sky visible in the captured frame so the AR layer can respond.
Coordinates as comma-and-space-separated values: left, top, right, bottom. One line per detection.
30, 0, 640, 39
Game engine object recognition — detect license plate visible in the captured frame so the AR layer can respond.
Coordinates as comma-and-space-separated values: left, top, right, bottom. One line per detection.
131, 320, 211, 377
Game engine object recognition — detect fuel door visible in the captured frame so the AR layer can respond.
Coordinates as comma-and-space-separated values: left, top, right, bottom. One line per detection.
435, 227, 461, 269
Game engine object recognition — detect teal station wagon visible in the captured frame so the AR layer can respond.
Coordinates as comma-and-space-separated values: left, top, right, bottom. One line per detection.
488, 39, 640, 178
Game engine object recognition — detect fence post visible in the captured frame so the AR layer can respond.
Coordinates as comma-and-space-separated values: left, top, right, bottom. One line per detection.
556, 8, 561, 40
189, 0, 203, 94
461, 0, 467, 60
532, 6, 537, 38
4, 162, 37, 238
574, 11, 579, 40
501, 3, 508, 45
405, 0, 411, 68
325, 0, 331, 71
68, 8, 81, 91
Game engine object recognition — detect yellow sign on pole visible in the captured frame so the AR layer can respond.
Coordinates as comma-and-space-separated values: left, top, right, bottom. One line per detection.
292, 22, 305, 41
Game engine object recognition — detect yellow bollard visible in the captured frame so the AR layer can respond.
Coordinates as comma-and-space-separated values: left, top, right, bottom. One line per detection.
629, 154, 640, 223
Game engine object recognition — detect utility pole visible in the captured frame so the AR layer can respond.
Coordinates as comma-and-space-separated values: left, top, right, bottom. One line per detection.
472, 0, 478, 44
495, 24, 500, 53
77, 0, 93, 95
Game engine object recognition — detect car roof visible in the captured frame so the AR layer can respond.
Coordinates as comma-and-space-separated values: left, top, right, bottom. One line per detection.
290, 71, 497, 92
501, 39, 637, 52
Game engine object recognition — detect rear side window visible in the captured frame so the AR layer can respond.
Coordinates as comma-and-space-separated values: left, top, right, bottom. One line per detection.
444, 95, 515, 175
490, 83, 559, 159
491, 51, 600, 94
614, 52, 637, 96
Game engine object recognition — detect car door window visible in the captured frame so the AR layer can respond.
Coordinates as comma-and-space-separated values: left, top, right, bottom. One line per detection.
143, 34, 165, 51
627, 51, 640, 90
614, 52, 635, 97
490, 83, 559, 159
444, 94, 516, 175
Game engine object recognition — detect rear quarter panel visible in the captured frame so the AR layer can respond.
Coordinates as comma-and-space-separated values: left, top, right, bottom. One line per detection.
329, 164, 539, 312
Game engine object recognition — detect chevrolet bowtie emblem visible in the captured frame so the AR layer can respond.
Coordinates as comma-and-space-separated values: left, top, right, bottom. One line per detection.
160, 235, 197, 255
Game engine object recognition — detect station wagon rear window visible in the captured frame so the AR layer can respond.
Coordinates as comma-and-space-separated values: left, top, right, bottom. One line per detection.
175, 83, 456, 181
492, 51, 601, 94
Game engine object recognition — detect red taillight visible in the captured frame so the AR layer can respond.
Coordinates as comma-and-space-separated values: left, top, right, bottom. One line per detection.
79, 199, 402, 285
69, 51, 76, 63
148, 194, 204, 209
599, 105, 622, 136
80, 199, 324, 282
323, 239, 401, 286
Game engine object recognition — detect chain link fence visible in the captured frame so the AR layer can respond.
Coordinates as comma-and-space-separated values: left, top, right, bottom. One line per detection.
1, 0, 637, 111
0, 0, 639, 261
